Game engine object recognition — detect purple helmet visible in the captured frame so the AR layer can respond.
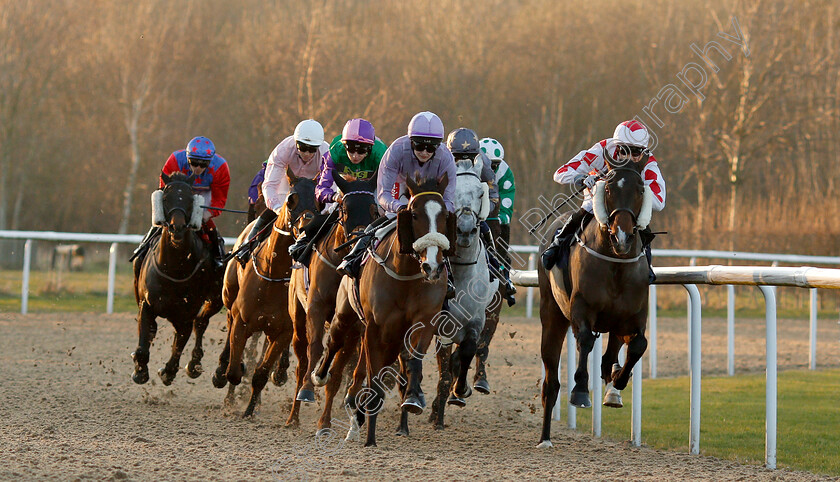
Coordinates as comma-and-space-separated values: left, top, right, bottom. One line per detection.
407, 111, 444, 140
186, 136, 215, 160
341, 118, 375, 145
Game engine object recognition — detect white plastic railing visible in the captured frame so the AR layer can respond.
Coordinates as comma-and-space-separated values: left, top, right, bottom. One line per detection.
517, 265, 840, 470
0, 230, 238, 314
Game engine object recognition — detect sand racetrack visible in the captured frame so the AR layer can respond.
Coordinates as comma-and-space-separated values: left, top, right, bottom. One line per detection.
1, 311, 837, 481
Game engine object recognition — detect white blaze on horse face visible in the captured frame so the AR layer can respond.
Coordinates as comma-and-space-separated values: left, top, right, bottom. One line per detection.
423, 201, 442, 271
615, 225, 628, 247
617, 178, 625, 189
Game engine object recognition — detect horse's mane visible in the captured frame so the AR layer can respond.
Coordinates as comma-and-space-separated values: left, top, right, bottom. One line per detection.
412, 177, 441, 193
166, 171, 193, 184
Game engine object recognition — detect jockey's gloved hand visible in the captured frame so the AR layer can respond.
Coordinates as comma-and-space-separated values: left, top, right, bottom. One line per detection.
332, 192, 343, 203
574, 174, 598, 190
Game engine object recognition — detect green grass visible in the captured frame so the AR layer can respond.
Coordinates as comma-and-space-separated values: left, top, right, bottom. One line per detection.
0, 268, 136, 313
569, 369, 840, 476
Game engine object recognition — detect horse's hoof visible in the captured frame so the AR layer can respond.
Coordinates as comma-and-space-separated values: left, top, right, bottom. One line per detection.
363, 441, 377, 448
537, 440, 554, 448
132, 368, 149, 385
434, 424, 445, 431
401, 395, 424, 414
316, 427, 333, 437
296, 389, 316, 403
211, 370, 227, 389
227, 373, 242, 386
447, 393, 466, 407
569, 390, 591, 408
457, 384, 472, 399
311, 371, 330, 387
185, 362, 203, 379
270, 370, 288, 387
158, 367, 175, 386
473, 379, 490, 394
603, 383, 623, 408
395, 428, 409, 437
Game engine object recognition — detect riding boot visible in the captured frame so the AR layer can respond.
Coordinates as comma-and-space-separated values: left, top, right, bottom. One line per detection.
445, 258, 456, 299
290, 212, 333, 266
205, 228, 226, 271
640, 228, 657, 284
235, 211, 275, 266
129, 225, 162, 262
541, 208, 588, 270
337, 216, 389, 278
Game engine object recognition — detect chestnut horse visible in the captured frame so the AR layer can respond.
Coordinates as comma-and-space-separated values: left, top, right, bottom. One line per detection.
536, 155, 654, 448
288, 171, 379, 431
347, 174, 454, 447
131, 172, 223, 386
213, 169, 318, 423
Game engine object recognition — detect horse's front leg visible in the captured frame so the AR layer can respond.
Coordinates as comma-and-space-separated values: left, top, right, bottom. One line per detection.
401, 321, 436, 415
212, 310, 233, 389
449, 324, 481, 406
159, 318, 192, 386
299, 299, 332, 401
569, 305, 597, 408
429, 341, 451, 429
131, 302, 157, 384
612, 330, 648, 391
244, 330, 291, 418
186, 300, 214, 378
602, 332, 624, 408
474, 297, 502, 394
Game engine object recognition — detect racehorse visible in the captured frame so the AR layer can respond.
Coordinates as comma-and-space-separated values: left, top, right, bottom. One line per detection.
536, 153, 654, 448
212, 168, 318, 423
429, 157, 496, 429
346, 174, 454, 447
288, 171, 378, 432
131, 172, 223, 386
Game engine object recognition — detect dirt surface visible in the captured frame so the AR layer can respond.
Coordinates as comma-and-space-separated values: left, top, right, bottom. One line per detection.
1, 311, 837, 481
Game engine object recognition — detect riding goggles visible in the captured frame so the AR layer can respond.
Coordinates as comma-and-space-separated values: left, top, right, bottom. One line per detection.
188, 157, 210, 168
411, 140, 440, 153
615, 145, 647, 157
296, 141, 319, 153
344, 141, 372, 155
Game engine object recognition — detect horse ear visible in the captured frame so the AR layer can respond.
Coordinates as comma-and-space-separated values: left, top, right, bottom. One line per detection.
161, 171, 171, 185
363, 170, 379, 193
332, 169, 350, 194
472, 155, 484, 176
397, 209, 415, 255
405, 174, 420, 197
444, 212, 457, 256
286, 167, 299, 186
437, 171, 450, 194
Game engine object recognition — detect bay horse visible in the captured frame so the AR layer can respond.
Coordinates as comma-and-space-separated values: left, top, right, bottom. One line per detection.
131, 172, 223, 386
288, 171, 379, 431
212, 168, 318, 422
348, 174, 454, 447
536, 153, 655, 448
429, 157, 496, 429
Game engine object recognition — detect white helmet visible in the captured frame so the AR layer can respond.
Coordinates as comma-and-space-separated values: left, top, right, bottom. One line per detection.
613, 120, 649, 148
294, 119, 325, 146
479, 137, 505, 161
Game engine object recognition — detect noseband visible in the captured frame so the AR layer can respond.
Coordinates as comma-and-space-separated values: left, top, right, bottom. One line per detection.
455, 171, 481, 228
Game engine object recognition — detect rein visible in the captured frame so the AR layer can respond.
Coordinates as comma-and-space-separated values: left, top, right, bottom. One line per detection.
575, 232, 644, 264
368, 235, 425, 281
149, 241, 209, 283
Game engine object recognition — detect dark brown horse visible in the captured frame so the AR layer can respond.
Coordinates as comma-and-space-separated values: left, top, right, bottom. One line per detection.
288, 171, 379, 432
348, 174, 455, 447
212, 169, 318, 422
536, 156, 654, 447
131, 172, 223, 386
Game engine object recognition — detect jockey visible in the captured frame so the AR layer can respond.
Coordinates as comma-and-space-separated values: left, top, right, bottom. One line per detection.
129, 136, 231, 270
479, 137, 517, 306
336, 111, 457, 286
541, 120, 665, 281
287, 118, 388, 264
234, 119, 329, 265
447, 128, 515, 305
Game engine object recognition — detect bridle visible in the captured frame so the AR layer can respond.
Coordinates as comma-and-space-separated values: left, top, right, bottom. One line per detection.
603, 167, 644, 232
339, 190, 377, 238
161, 180, 196, 228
